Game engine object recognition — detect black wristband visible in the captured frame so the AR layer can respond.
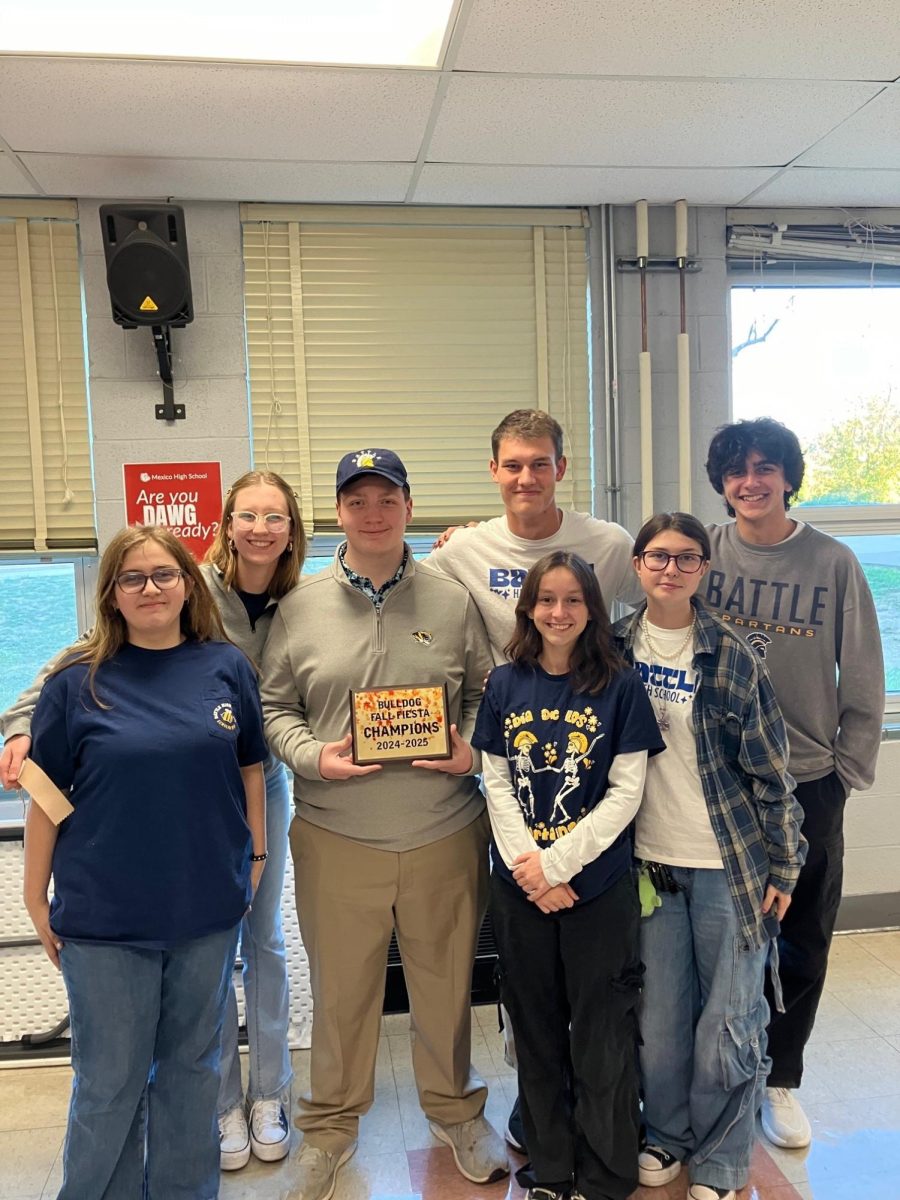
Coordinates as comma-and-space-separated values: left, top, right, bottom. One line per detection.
250, 851, 268, 862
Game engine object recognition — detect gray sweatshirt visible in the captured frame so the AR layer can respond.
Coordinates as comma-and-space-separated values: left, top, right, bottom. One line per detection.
261, 549, 493, 851
703, 522, 884, 792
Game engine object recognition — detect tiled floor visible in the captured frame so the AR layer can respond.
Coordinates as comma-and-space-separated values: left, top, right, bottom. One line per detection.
2, 931, 900, 1199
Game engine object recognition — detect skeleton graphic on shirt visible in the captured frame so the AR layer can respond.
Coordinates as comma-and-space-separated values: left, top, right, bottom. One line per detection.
511, 726, 603, 826
550, 730, 602, 821
512, 731, 539, 818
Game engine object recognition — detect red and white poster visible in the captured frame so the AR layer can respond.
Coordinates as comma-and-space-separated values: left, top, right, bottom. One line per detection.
123, 461, 223, 560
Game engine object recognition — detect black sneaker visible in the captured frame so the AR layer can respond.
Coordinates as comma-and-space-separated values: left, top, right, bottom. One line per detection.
526, 1190, 566, 1200
638, 1144, 682, 1187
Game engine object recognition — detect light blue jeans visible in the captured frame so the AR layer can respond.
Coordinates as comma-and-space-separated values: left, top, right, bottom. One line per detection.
639, 867, 770, 1193
58, 925, 239, 1200
218, 759, 293, 1114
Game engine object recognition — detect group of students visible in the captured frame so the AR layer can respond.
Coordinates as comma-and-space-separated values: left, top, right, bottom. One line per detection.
0, 408, 884, 1200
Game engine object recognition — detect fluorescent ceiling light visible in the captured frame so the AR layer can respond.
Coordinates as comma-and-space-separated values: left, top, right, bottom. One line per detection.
1, 0, 457, 67
730, 233, 900, 268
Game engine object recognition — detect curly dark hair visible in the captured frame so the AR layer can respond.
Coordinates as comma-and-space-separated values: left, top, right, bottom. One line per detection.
705, 418, 805, 517
505, 551, 624, 694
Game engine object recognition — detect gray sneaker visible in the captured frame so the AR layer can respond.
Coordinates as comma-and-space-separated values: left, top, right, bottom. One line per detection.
281, 1140, 357, 1200
428, 1115, 510, 1183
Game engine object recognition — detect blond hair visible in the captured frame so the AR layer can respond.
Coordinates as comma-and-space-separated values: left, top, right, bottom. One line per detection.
204, 470, 305, 599
54, 526, 226, 705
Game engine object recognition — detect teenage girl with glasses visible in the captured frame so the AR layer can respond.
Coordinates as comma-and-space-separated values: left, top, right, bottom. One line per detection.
23, 526, 267, 1199
2, 470, 306, 1174
614, 513, 805, 1200
203, 471, 305, 1169
472, 550, 664, 1200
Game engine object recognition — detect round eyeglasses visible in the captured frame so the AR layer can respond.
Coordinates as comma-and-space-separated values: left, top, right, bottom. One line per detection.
639, 550, 706, 574
115, 568, 187, 594
232, 511, 290, 532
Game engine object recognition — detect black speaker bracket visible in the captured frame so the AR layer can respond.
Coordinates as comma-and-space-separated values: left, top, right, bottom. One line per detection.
151, 325, 185, 422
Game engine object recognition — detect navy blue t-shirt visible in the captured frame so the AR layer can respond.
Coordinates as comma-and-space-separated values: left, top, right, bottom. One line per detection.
30, 639, 267, 948
472, 662, 664, 903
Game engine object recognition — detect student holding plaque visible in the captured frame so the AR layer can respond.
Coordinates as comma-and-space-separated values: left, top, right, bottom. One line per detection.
472, 550, 664, 1200
261, 449, 507, 1200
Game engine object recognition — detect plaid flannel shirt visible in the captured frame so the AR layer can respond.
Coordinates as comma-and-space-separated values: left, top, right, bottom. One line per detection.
615, 598, 807, 950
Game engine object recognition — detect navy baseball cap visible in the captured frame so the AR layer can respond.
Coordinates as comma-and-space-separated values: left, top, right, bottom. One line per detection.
335, 449, 409, 495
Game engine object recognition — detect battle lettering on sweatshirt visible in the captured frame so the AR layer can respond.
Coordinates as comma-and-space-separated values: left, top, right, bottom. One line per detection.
703, 521, 884, 791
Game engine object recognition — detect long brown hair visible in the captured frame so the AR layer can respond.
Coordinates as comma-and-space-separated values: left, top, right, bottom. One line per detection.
204, 469, 306, 598
505, 551, 624, 694
54, 525, 226, 704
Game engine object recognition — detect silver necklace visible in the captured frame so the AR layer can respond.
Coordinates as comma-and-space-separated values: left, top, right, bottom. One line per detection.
640, 611, 695, 733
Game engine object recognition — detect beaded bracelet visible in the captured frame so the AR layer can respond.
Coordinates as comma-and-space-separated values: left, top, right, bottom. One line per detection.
250, 851, 268, 862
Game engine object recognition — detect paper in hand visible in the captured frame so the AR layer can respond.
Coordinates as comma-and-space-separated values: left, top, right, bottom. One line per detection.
18, 758, 74, 826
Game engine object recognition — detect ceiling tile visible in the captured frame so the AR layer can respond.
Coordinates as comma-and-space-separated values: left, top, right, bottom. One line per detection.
742, 166, 900, 205
0, 57, 439, 161
19, 154, 414, 202
428, 75, 882, 168
796, 89, 900, 168
413, 163, 775, 205
456, 0, 900, 80
0, 149, 39, 194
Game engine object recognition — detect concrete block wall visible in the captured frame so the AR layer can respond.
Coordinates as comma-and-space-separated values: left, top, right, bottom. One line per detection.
77, 199, 252, 548
604, 203, 730, 535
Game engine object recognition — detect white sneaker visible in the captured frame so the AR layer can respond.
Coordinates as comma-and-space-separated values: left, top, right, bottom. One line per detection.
688, 1186, 736, 1200
219, 1105, 251, 1170
761, 1086, 812, 1149
250, 1098, 291, 1162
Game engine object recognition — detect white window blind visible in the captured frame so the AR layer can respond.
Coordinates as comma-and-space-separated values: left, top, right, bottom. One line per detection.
240, 205, 590, 533
0, 202, 96, 551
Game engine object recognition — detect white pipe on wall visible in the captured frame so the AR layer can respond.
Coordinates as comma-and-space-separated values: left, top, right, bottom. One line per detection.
636, 199, 653, 521
675, 198, 691, 512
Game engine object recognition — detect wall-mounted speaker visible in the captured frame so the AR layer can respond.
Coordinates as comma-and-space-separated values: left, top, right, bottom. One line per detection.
99, 204, 193, 329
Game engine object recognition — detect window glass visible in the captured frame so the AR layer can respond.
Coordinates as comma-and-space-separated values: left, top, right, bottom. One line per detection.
730, 285, 900, 703
838, 534, 900, 695
731, 286, 900, 507
0, 562, 80, 821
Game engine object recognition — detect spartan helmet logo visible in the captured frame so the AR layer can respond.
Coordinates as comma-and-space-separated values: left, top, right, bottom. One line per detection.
354, 451, 377, 468
746, 632, 772, 659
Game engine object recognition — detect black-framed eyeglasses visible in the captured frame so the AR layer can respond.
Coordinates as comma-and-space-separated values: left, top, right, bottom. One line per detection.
232, 511, 290, 532
115, 568, 187, 594
639, 550, 706, 574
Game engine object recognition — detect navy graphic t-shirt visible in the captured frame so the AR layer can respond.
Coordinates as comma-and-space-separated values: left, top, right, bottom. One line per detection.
473, 662, 664, 902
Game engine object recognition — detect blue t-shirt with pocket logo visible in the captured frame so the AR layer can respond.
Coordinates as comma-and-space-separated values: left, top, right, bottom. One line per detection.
30, 639, 267, 947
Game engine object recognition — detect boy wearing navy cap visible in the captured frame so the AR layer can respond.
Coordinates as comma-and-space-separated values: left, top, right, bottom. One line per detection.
262, 449, 507, 1200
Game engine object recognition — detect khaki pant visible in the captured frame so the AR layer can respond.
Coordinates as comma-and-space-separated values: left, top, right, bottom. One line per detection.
290, 813, 490, 1152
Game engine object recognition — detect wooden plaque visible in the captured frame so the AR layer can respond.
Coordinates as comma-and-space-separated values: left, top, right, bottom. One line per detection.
350, 683, 450, 765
